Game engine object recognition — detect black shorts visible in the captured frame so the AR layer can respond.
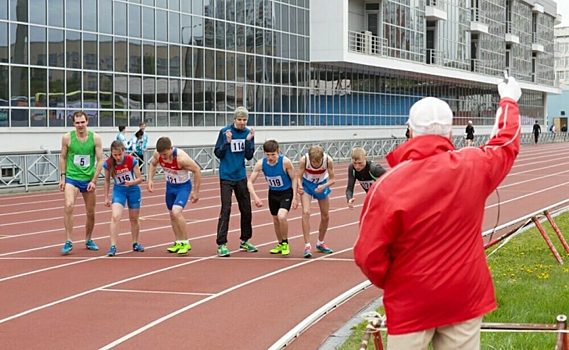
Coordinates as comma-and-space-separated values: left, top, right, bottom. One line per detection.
268, 188, 293, 216
466, 135, 474, 140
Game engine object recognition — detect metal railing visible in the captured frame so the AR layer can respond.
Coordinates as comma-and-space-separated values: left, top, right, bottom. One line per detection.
505, 21, 521, 37
425, 48, 444, 66
0, 134, 564, 192
470, 8, 485, 23
348, 31, 388, 57
0, 138, 404, 192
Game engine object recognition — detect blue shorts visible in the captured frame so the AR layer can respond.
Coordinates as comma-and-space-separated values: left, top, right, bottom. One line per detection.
112, 185, 142, 209
66, 178, 91, 193
302, 178, 331, 200
165, 181, 192, 210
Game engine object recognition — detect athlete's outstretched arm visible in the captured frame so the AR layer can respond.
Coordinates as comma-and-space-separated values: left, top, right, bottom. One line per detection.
147, 151, 160, 193
247, 160, 263, 207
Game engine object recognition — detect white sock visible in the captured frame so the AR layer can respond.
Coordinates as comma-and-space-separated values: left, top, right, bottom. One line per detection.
176, 240, 183, 244
317, 240, 324, 246
305, 243, 311, 248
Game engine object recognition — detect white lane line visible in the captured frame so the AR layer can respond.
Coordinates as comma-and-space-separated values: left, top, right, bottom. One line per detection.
0, 183, 365, 246
0, 204, 362, 280
0, 222, 358, 325
0, 256, 355, 262
487, 181, 569, 209
96, 245, 356, 350
100, 288, 215, 297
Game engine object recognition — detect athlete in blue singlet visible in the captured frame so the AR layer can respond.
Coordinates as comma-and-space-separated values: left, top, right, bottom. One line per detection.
103, 141, 144, 256
247, 140, 298, 256
148, 137, 202, 255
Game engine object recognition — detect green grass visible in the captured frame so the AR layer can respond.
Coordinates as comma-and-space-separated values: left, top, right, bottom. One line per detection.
337, 214, 569, 350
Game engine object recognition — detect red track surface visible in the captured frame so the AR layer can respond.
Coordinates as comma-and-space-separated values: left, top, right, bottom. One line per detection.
0, 142, 567, 350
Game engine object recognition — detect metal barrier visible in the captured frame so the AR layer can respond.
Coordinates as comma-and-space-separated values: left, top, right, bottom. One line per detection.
0, 133, 564, 192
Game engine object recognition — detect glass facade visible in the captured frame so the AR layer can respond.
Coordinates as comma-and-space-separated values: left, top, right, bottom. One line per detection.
382, 0, 425, 63
510, 0, 532, 83
309, 63, 543, 127
0, 0, 310, 127
436, 0, 470, 71
0, 0, 556, 129
479, 0, 505, 76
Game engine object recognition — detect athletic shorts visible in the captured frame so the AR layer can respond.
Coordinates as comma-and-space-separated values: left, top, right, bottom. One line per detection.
165, 181, 192, 210
302, 178, 331, 200
65, 178, 91, 193
268, 188, 293, 216
112, 185, 142, 209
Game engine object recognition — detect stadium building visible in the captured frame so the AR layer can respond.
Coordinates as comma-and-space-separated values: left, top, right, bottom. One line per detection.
0, 0, 561, 151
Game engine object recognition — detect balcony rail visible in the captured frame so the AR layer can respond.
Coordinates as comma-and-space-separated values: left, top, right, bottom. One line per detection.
425, 48, 444, 65
532, 32, 548, 45
426, 0, 439, 7
471, 59, 503, 77
505, 21, 521, 37
470, 8, 485, 23
348, 31, 388, 57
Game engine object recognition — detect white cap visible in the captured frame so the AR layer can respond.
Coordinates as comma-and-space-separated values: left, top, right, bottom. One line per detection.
408, 97, 453, 136
468, 120, 473, 124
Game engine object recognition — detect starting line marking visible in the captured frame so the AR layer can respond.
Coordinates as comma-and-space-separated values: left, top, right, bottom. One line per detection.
100, 288, 214, 297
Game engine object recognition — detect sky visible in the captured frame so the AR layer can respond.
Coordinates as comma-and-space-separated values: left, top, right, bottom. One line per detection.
554, 0, 569, 27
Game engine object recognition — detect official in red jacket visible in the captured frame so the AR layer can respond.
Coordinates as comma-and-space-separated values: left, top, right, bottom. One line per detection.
354, 76, 522, 350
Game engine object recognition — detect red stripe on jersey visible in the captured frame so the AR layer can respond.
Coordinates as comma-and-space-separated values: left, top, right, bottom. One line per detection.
305, 168, 326, 175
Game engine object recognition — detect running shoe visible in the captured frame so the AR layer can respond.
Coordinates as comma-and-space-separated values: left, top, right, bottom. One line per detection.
269, 243, 283, 254
316, 243, 333, 254
61, 241, 73, 255
167, 242, 182, 253
132, 242, 145, 252
107, 245, 117, 257
177, 242, 192, 255
303, 245, 312, 258
281, 242, 290, 256
239, 241, 258, 252
85, 239, 99, 251
217, 244, 230, 257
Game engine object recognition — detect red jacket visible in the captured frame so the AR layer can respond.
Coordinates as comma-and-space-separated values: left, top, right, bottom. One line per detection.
354, 98, 520, 335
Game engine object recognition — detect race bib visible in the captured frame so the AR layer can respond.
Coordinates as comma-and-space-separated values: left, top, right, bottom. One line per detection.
114, 173, 132, 185
266, 175, 284, 188
304, 173, 324, 184
166, 172, 181, 184
230, 139, 245, 153
360, 180, 374, 191
73, 155, 90, 168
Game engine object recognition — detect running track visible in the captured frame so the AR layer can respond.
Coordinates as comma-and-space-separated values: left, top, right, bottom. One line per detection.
0, 142, 567, 350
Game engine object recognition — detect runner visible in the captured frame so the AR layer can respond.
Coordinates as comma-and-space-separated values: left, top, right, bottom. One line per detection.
148, 137, 201, 255
247, 140, 298, 256
345, 147, 386, 209
103, 141, 144, 256
298, 145, 335, 258
59, 111, 104, 254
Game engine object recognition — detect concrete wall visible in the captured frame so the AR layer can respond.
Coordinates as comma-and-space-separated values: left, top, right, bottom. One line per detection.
310, 0, 347, 62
